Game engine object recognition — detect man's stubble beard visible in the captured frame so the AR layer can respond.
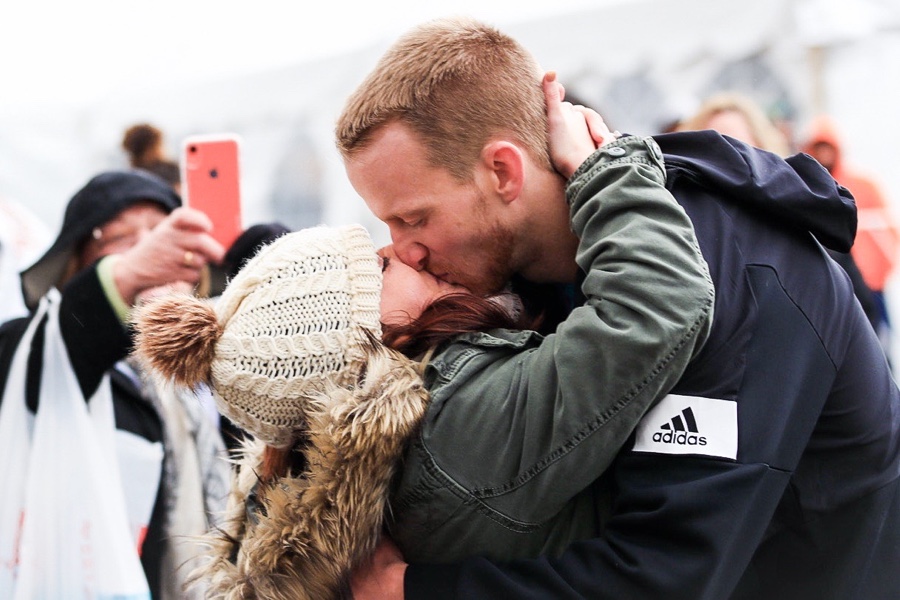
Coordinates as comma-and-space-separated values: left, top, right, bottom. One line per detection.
446, 192, 517, 296
473, 221, 516, 295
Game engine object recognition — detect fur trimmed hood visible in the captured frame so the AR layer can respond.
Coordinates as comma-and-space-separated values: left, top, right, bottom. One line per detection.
189, 344, 429, 599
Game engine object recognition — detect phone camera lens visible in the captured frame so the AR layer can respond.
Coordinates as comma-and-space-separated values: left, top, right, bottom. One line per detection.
189, 145, 197, 153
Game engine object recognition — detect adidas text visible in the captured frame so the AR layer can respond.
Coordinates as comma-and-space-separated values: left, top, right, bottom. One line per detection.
652, 431, 707, 445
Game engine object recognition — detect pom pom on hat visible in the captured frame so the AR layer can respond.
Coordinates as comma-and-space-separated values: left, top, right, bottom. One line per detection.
134, 294, 222, 388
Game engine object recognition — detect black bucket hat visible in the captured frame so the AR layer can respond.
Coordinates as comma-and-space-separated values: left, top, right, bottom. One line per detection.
20, 169, 181, 310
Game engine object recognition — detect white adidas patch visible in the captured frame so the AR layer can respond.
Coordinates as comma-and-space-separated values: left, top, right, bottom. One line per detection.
632, 394, 738, 460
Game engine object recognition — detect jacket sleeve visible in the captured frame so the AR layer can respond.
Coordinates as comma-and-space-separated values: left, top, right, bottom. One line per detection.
410, 136, 714, 529
0, 263, 132, 411
58, 262, 132, 399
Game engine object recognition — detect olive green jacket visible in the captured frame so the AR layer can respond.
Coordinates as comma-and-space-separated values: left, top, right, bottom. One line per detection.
389, 136, 715, 562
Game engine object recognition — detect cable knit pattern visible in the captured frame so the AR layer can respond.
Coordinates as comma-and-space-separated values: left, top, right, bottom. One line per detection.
208, 225, 382, 448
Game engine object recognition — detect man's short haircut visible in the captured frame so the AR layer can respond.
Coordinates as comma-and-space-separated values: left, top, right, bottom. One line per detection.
335, 17, 552, 180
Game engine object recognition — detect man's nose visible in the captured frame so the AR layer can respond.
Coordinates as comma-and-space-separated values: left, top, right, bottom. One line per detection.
395, 240, 429, 271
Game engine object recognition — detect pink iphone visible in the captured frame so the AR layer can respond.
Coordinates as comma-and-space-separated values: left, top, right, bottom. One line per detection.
181, 133, 243, 249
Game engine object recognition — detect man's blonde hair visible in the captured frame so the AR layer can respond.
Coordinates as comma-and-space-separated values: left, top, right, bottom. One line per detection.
335, 17, 552, 180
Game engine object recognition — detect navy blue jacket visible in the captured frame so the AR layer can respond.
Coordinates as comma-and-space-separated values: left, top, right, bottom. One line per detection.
405, 131, 900, 599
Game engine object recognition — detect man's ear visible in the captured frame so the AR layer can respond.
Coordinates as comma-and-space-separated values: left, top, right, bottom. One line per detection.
481, 141, 524, 204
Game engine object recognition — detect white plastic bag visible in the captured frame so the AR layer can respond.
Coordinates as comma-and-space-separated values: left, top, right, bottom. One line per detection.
115, 428, 164, 552
0, 295, 46, 591
0, 290, 151, 599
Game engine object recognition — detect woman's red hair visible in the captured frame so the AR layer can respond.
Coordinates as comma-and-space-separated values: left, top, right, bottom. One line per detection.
382, 292, 527, 357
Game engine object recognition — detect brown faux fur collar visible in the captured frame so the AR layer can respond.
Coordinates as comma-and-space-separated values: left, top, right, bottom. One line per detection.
189, 346, 429, 599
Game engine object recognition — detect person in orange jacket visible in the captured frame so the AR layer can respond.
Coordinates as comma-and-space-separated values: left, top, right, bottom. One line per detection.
803, 115, 898, 355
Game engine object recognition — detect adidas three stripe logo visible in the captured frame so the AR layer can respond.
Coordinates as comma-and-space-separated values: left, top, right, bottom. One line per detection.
660, 406, 699, 433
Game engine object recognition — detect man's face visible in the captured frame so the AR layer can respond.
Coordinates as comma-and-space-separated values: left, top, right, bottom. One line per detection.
345, 121, 516, 295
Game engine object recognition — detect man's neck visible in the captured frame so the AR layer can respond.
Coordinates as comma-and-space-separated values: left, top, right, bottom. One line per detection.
513, 171, 579, 284
521, 236, 579, 284
515, 217, 579, 284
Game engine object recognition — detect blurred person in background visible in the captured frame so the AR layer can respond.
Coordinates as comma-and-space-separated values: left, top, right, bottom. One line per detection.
0, 197, 51, 322
675, 91, 790, 156
802, 115, 899, 356
123, 123, 182, 193
0, 170, 230, 598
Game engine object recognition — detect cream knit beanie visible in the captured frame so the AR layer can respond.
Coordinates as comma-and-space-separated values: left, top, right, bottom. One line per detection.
135, 225, 383, 448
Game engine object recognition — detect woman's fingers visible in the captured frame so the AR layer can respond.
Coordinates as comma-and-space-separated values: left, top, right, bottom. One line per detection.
575, 106, 615, 147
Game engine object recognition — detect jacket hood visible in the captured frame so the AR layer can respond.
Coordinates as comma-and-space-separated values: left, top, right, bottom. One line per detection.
655, 130, 857, 253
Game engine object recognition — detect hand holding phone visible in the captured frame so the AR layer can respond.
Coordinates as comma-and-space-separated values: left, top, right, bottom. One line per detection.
181, 134, 243, 250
